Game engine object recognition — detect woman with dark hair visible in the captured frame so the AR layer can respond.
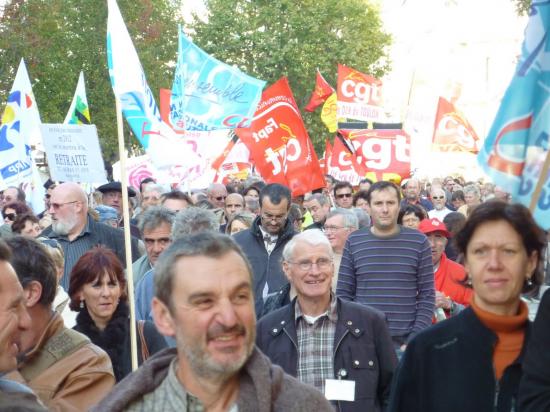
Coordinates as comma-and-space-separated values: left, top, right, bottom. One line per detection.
388, 200, 546, 412
2, 201, 31, 227
242, 184, 261, 203
12, 212, 41, 238
68, 246, 167, 382
397, 204, 427, 230
226, 211, 255, 235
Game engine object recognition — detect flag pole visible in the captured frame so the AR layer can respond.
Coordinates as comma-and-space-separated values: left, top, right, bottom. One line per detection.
115, 97, 138, 371
528, 148, 550, 212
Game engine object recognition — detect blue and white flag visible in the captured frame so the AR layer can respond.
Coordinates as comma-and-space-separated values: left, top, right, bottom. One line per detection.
478, 1, 550, 229
171, 29, 265, 131
0, 58, 40, 190
106, 0, 201, 174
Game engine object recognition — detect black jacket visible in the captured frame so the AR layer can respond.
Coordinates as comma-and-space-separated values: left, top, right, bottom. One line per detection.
519, 289, 550, 411
388, 306, 531, 412
233, 216, 295, 315
74, 302, 167, 382
257, 297, 397, 412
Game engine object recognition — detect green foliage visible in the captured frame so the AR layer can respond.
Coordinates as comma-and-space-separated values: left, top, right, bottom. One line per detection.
0, 0, 182, 169
513, 0, 531, 15
188, 0, 391, 154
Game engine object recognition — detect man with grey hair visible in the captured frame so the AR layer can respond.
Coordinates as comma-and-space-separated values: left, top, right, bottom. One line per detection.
303, 193, 331, 230
42, 182, 140, 290
324, 208, 358, 290
457, 183, 481, 217
140, 183, 165, 213
257, 229, 397, 411
428, 186, 452, 221
401, 178, 433, 211
93, 232, 332, 412
135, 207, 219, 322
132, 206, 176, 286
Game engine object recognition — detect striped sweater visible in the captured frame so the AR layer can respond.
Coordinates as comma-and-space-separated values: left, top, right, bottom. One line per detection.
336, 226, 435, 342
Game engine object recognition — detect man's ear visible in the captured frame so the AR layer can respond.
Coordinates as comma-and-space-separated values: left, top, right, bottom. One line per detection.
24, 280, 43, 307
152, 297, 176, 338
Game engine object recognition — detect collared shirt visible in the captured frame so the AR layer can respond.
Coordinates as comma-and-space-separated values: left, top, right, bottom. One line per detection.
259, 226, 278, 255
295, 294, 337, 394
49, 217, 94, 291
126, 359, 238, 412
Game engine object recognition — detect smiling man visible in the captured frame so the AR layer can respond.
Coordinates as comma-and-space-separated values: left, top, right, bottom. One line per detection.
93, 232, 332, 412
336, 181, 435, 353
257, 230, 397, 411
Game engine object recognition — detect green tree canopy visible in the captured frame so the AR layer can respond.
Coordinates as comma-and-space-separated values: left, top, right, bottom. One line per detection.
188, 0, 391, 152
0, 0, 181, 170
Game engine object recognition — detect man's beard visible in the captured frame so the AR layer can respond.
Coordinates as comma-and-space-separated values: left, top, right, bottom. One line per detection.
52, 215, 78, 236
177, 322, 255, 382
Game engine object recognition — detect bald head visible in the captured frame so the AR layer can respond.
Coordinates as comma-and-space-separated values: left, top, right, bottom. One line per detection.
49, 183, 88, 239
224, 193, 244, 220
207, 183, 228, 208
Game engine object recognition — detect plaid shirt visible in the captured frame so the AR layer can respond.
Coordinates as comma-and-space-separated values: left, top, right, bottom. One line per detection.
295, 295, 338, 393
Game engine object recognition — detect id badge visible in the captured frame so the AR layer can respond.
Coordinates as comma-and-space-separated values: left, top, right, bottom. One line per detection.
324, 379, 355, 401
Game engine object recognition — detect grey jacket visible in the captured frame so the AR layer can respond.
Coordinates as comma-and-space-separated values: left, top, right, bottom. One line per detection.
91, 347, 333, 412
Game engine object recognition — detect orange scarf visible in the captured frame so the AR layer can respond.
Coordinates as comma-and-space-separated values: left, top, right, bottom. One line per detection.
470, 298, 528, 380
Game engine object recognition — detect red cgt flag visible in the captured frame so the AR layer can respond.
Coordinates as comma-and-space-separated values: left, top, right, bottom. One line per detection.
304, 70, 335, 112
237, 77, 325, 196
432, 97, 480, 153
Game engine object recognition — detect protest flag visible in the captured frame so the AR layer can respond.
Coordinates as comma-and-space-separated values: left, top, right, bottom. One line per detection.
64, 71, 91, 125
321, 92, 338, 133
171, 28, 265, 131
336, 64, 383, 122
320, 138, 333, 174
236, 77, 325, 196
432, 97, 480, 153
477, 1, 550, 229
0, 58, 41, 190
106, 0, 201, 173
304, 70, 335, 112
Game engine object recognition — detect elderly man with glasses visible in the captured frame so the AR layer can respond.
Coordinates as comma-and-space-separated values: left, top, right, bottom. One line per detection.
41, 182, 140, 291
257, 229, 397, 412
428, 187, 452, 221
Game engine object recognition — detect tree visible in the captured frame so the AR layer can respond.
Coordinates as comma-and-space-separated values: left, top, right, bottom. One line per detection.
188, 0, 391, 153
0, 0, 182, 171
513, 0, 531, 15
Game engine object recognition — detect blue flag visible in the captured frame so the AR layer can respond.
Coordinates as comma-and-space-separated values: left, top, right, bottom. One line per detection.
478, 1, 550, 229
170, 29, 266, 131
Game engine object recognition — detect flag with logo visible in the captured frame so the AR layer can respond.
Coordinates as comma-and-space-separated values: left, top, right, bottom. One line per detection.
64, 71, 91, 125
477, 2, 550, 228
432, 97, 480, 153
321, 92, 338, 133
305, 70, 334, 112
337, 64, 383, 122
236, 77, 325, 196
0, 58, 40, 189
106, 0, 201, 176
171, 28, 266, 132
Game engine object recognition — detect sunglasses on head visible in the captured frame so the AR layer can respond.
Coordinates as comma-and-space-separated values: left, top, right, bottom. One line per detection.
3, 213, 16, 221
336, 193, 352, 199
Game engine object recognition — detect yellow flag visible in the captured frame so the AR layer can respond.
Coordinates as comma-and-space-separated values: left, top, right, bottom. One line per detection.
320, 92, 337, 132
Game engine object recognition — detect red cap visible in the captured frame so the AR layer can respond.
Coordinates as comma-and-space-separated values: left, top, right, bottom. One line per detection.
418, 218, 451, 238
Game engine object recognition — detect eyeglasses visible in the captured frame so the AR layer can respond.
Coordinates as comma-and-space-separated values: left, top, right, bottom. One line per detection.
261, 212, 287, 222
45, 194, 51, 199
432, 196, 445, 200
50, 201, 79, 211
287, 258, 333, 271
3, 213, 16, 221
214, 196, 226, 201
336, 193, 352, 199
323, 225, 345, 232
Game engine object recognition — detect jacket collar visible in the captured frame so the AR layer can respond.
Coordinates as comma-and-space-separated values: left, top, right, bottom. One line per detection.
250, 215, 295, 244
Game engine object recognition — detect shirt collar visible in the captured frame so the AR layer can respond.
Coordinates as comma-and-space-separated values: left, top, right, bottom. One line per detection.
295, 293, 337, 325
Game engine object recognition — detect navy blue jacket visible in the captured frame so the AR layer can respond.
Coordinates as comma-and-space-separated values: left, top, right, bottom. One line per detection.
233, 216, 295, 315
388, 306, 531, 412
257, 297, 397, 412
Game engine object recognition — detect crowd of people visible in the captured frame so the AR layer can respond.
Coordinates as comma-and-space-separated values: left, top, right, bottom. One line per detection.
0, 172, 549, 411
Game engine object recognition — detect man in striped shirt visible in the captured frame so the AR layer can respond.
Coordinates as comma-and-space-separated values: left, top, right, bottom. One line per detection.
336, 181, 435, 352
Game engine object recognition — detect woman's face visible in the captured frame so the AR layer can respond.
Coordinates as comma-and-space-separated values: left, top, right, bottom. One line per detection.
79, 272, 122, 329
3, 208, 16, 226
465, 220, 537, 316
402, 212, 421, 229
21, 221, 41, 238
230, 219, 249, 235
244, 189, 259, 203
